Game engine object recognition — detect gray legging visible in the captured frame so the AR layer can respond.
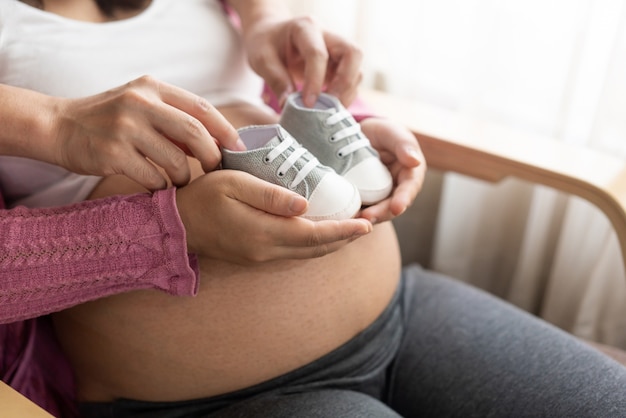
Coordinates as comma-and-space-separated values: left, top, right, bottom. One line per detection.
80, 264, 626, 417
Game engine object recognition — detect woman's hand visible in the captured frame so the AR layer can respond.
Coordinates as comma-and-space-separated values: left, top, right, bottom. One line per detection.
53, 76, 243, 190
231, 1, 363, 108
176, 169, 373, 264
358, 118, 426, 224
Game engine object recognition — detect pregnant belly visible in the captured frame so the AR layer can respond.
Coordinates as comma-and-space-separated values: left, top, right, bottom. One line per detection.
52, 222, 402, 402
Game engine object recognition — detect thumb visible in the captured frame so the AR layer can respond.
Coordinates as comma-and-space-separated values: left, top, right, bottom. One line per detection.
397, 143, 423, 168
231, 172, 308, 217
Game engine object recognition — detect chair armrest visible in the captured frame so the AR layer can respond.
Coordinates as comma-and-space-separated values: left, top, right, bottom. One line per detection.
0, 380, 54, 417
360, 88, 626, 272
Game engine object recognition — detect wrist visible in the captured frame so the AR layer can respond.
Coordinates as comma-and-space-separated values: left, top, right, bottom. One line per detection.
226, 0, 290, 35
0, 84, 62, 163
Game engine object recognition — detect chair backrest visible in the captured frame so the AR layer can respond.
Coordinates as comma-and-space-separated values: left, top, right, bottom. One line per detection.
362, 89, 626, 275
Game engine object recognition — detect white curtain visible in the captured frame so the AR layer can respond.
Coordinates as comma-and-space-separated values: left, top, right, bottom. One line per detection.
286, 0, 626, 348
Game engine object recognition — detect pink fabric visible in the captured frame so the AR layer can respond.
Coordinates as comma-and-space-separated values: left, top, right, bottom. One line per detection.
0, 188, 199, 416
1, 318, 78, 417
0, 188, 199, 323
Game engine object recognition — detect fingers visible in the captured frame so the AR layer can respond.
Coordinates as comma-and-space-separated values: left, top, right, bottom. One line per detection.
370, 161, 424, 221
358, 185, 413, 225
148, 102, 224, 174
120, 155, 169, 191
124, 76, 242, 175
395, 155, 426, 216
324, 32, 363, 106
396, 142, 424, 168
113, 77, 224, 186
279, 217, 372, 251
136, 131, 192, 187
152, 77, 244, 156
56, 76, 241, 191
227, 171, 309, 217
226, 171, 373, 242
358, 119, 427, 224
179, 170, 373, 263
294, 23, 363, 107
289, 17, 330, 107
252, 47, 296, 107
242, 215, 372, 262
234, 214, 373, 262
244, 16, 362, 108
225, 170, 372, 258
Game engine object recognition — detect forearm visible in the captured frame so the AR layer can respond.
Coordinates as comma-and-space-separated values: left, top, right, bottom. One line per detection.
0, 188, 198, 323
225, 0, 291, 33
0, 84, 59, 163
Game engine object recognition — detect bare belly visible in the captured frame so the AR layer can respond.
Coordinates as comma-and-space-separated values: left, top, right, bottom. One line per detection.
52, 222, 401, 402
52, 101, 402, 402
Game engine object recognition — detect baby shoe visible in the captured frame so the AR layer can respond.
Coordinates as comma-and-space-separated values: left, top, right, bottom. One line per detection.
280, 92, 393, 205
222, 124, 361, 221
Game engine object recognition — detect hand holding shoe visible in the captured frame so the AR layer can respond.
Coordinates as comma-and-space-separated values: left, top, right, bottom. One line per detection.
230, 1, 363, 107
222, 125, 361, 221
176, 170, 372, 264
53, 76, 243, 191
357, 118, 426, 224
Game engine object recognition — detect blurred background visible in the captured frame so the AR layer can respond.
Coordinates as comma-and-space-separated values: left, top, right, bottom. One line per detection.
286, 0, 626, 348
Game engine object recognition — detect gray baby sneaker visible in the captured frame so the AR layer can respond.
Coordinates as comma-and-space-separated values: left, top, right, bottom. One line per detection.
222, 124, 361, 221
280, 92, 393, 205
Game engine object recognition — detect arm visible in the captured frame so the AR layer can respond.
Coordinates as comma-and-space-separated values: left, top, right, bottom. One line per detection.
226, 0, 291, 25
0, 78, 243, 190
226, 0, 363, 107
0, 188, 198, 324
0, 170, 373, 323
0, 84, 59, 163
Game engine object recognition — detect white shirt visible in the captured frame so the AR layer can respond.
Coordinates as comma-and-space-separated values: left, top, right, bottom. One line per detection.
0, 0, 263, 103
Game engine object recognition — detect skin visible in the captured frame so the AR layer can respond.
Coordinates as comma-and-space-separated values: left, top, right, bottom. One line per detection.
230, 0, 364, 107
8, 0, 427, 401
54, 103, 410, 401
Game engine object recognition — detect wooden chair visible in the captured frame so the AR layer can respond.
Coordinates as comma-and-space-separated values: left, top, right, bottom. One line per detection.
361, 88, 626, 271
361, 88, 626, 366
3, 88, 626, 416
0, 381, 54, 417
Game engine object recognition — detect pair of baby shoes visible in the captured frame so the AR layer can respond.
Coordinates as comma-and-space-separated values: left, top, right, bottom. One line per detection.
221, 93, 393, 221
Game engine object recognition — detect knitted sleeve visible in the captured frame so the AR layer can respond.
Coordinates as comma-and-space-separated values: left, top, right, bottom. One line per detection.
0, 188, 199, 324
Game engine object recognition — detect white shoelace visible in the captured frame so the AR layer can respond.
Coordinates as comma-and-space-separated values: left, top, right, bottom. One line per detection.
325, 109, 372, 157
265, 135, 319, 189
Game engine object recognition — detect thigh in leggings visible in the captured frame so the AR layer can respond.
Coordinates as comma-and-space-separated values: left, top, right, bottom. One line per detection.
388, 264, 626, 418
79, 265, 626, 417
211, 390, 401, 418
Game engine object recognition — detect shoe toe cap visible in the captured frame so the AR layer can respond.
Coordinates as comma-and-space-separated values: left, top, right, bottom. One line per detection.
343, 158, 393, 205
305, 173, 361, 221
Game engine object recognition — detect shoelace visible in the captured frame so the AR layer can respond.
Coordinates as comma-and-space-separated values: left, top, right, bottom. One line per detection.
265, 135, 320, 189
326, 109, 372, 157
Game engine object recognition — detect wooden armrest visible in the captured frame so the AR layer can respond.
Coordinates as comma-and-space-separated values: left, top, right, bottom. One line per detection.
0, 380, 54, 417
360, 88, 626, 272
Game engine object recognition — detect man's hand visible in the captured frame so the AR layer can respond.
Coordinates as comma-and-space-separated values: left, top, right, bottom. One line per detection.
53, 76, 244, 191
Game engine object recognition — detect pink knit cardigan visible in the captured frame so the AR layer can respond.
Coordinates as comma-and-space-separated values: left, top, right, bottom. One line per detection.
0, 188, 199, 416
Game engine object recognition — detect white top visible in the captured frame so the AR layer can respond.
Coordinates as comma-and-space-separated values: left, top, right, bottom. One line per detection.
0, 0, 264, 208
0, 0, 263, 103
